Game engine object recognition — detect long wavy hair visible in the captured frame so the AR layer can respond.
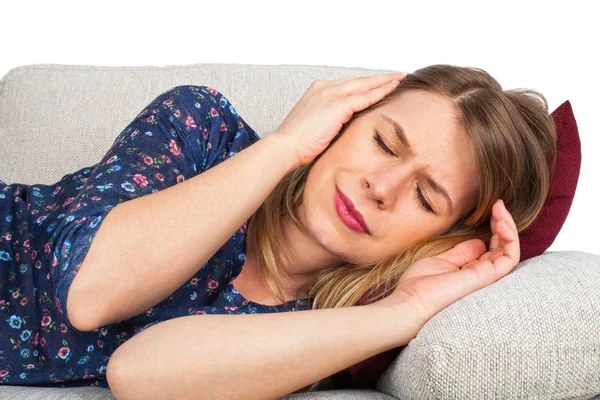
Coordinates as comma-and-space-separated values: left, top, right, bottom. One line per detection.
245, 64, 557, 392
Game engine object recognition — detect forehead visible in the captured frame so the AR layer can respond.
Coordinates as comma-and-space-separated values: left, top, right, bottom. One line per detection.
378, 89, 459, 130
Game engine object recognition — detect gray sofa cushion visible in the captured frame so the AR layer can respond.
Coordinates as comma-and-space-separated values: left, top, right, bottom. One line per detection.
377, 250, 600, 399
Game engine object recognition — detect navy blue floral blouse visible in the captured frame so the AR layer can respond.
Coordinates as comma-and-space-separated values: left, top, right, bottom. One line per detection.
0, 85, 310, 388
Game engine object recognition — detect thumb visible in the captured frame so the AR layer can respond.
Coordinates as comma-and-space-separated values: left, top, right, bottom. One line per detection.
435, 239, 487, 267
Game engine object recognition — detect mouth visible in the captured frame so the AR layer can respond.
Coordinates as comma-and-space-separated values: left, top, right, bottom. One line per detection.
335, 186, 371, 235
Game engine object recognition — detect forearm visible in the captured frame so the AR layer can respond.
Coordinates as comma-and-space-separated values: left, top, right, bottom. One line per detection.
69, 132, 298, 331
106, 303, 421, 400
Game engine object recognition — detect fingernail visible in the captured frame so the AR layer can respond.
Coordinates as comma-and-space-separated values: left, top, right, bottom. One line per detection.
390, 79, 399, 85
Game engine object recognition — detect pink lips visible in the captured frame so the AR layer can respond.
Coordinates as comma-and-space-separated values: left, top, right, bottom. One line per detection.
335, 187, 371, 235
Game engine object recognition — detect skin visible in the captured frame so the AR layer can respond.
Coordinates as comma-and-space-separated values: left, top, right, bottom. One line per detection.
235, 89, 480, 304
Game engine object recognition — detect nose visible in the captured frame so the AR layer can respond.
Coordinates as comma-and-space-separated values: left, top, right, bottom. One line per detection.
364, 166, 411, 209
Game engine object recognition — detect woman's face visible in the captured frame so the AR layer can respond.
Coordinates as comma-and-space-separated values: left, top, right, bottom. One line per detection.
298, 89, 479, 265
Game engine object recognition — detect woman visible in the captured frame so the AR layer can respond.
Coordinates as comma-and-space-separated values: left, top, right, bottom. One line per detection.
0, 65, 556, 398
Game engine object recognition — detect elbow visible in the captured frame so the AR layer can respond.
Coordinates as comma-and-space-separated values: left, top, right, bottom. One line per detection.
66, 281, 105, 332
106, 337, 165, 400
106, 346, 136, 400
105, 318, 214, 399
69, 312, 100, 333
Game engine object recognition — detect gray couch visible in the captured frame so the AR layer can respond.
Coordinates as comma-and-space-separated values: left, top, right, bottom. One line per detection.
1, 63, 599, 399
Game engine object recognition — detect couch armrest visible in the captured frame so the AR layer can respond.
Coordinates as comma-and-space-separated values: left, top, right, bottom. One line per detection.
376, 250, 600, 399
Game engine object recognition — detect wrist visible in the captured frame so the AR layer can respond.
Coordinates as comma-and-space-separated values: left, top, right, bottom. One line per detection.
265, 130, 302, 171
367, 298, 427, 346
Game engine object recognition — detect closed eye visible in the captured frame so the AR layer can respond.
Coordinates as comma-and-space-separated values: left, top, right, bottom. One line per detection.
372, 131, 396, 156
416, 184, 435, 214
372, 131, 435, 214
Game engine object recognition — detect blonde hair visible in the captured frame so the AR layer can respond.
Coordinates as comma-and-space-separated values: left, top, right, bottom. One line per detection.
245, 64, 557, 392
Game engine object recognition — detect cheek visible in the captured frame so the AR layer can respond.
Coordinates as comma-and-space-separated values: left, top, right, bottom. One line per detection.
303, 167, 333, 218
387, 214, 431, 243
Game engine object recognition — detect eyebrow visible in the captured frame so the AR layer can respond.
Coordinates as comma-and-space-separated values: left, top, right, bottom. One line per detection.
380, 113, 455, 215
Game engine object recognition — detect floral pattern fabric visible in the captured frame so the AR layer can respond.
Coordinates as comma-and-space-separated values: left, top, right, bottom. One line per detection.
0, 85, 309, 388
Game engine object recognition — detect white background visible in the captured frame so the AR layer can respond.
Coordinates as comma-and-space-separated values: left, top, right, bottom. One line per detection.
1, 0, 597, 255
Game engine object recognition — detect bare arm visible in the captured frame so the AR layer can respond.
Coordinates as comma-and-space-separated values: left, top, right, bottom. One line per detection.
105, 302, 423, 400
68, 131, 299, 332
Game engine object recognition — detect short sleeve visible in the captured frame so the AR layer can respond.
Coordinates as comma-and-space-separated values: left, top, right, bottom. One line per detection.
47, 85, 262, 333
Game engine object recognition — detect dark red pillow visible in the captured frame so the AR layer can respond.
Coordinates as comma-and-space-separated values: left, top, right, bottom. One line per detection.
331, 100, 582, 390
519, 100, 581, 261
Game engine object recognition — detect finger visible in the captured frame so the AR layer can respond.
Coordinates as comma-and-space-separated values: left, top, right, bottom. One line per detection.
490, 199, 515, 248
432, 238, 487, 267
343, 78, 403, 113
489, 232, 501, 251
480, 231, 504, 261
460, 258, 481, 270
488, 201, 502, 245
479, 233, 500, 262
497, 219, 521, 264
467, 240, 518, 286
484, 203, 520, 264
490, 200, 503, 237
490, 244, 519, 277
478, 250, 491, 261
474, 252, 514, 287
335, 72, 408, 95
486, 219, 519, 266
487, 246, 506, 263
329, 72, 408, 86
493, 200, 518, 236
